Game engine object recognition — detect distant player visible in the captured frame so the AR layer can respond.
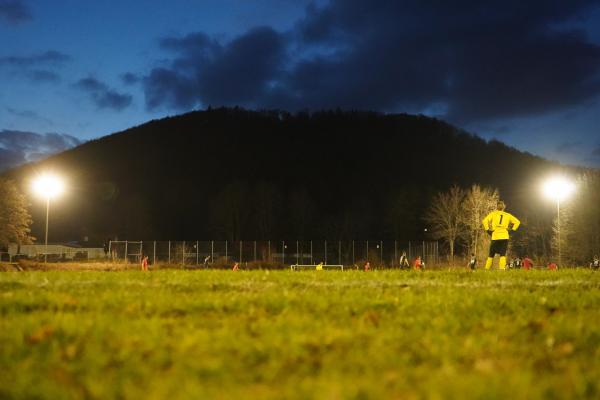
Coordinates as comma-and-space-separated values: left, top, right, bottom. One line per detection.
232, 262, 239, 271
482, 200, 521, 270
547, 261, 558, 270
316, 262, 324, 271
203, 255, 211, 268
399, 252, 410, 269
468, 253, 477, 270
514, 257, 522, 269
414, 256, 423, 270
522, 255, 534, 270
364, 261, 371, 271
141, 255, 149, 271
590, 256, 599, 270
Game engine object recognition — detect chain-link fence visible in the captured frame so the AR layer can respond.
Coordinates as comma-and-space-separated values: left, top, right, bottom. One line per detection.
108, 240, 439, 267
5, 244, 106, 262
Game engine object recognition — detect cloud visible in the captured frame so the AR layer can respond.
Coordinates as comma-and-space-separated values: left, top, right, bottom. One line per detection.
74, 77, 133, 111
120, 72, 140, 85
6, 107, 53, 125
75, 77, 106, 91
0, 50, 68, 84
0, 0, 31, 23
142, 0, 600, 125
291, 0, 600, 122
0, 130, 81, 171
143, 26, 286, 110
27, 69, 60, 83
0, 50, 70, 66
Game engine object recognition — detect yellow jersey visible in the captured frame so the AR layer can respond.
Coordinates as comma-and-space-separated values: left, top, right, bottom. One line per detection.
482, 210, 521, 240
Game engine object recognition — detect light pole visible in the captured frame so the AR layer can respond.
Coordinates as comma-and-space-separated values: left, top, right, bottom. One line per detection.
542, 176, 575, 267
32, 173, 64, 262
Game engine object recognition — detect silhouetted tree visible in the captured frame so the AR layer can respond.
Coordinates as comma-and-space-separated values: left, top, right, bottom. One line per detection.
252, 181, 283, 239
511, 202, 552, 261
209, 181, 249, 241
0, 178, 33, 248
560, 172, 600, 264
425, 185, 466, 263
288, 187, 314, 239
462, 185, 499, 258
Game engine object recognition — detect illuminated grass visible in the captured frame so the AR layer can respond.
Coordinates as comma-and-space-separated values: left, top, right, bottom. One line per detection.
1, 270, 599, 399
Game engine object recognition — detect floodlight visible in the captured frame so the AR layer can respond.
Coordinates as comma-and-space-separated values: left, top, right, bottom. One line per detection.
32, 173, 64, 199
31, 172, 65, 262
542, 176, 575, 202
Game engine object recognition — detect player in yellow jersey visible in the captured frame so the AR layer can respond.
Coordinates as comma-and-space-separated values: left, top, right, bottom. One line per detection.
482, 200, 521, 270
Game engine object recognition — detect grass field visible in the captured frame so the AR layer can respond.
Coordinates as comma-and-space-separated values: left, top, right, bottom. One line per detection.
1, 269, 599, 399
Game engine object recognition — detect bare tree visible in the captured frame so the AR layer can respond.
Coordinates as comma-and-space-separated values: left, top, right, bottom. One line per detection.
462, 185, 499, 258
425, 185, 466, 263
560, 172, 600, 264
0, 178, 33, 249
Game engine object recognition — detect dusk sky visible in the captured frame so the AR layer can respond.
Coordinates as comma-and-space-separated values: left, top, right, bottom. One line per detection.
2, 0, 600, 170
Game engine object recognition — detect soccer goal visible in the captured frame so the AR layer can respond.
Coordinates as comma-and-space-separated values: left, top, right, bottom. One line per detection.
290, 264, 344, 271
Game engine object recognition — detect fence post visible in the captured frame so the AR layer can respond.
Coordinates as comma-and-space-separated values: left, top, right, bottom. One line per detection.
268, 241, 271, 261
394, 240, 397, 268
254, 241, 257, 262
310, 240, 313, 264
352, 240, 355, 265
339, 241, 341, 265
225, 241, 228, 262
196, 241, 199, 265
211, 241, 214, 263
281, 240, 285, 264
296, 241, 299, 265
182, 242, 185, 265
168, 241, 171, 264
125, 241, 128, 263
153, 241, 156, 265
366, 240, 369, 261
325, 240, 327, 264
380, 240, 383, 267
240, 240, 243, 264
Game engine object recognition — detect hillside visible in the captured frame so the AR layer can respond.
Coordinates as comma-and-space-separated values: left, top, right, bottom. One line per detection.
5, 108, 561, 243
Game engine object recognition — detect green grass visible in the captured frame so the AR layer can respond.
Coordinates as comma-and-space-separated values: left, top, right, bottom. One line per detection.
1, 269, 599, 399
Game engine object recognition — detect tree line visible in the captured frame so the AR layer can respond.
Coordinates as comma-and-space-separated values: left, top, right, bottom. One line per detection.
2, 107, 593, 259
4, 173, 600, 265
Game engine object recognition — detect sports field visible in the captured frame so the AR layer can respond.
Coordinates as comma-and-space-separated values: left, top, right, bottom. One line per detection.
1, 269, 599, 399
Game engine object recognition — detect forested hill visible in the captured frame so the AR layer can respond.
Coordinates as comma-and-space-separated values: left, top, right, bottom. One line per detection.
6, 108, 561, 243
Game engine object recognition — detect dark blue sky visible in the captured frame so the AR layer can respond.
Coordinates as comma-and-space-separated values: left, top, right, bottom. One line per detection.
2, 0, 600, 170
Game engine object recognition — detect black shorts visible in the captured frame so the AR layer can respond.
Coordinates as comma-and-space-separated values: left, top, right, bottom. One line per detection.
489, 239, 508, 257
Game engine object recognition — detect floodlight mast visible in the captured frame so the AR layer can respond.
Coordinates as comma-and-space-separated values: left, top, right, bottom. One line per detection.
32, 173, 64, 262
542, 177, 575, 267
